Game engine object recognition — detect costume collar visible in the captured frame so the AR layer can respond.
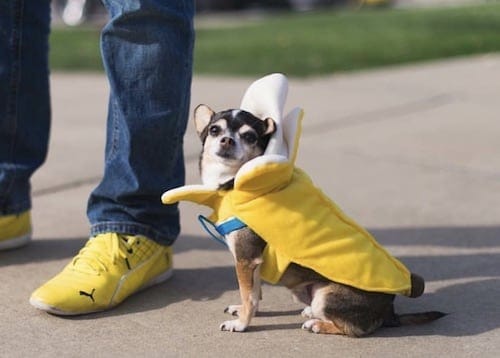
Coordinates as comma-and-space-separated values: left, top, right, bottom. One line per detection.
198, 215, 247, 247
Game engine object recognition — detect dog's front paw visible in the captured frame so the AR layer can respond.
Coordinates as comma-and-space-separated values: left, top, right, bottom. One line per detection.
220, 319, 247, 332
224, 305, 241, 316
301, 306, 313, 318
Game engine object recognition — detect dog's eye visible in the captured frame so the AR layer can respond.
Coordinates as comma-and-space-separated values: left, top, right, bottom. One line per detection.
241, 132, 257, 144
209, 125, 221, 136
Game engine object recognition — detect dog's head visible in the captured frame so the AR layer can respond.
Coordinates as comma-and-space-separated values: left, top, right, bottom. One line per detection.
194, 104, 276, 187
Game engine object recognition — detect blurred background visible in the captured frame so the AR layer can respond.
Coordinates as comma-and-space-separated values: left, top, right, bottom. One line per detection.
50, 0, 499, 77
52, 0, 394, 27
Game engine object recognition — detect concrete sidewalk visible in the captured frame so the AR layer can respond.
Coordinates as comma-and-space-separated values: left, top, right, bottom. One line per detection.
1, 54, 499, 357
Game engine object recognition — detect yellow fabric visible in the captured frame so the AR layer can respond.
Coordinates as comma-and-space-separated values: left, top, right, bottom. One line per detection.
162, 107, 412, 296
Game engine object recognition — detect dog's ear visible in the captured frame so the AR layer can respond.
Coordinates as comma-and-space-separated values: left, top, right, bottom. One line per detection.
263, 117, 276, 136
194, 104, 215, 138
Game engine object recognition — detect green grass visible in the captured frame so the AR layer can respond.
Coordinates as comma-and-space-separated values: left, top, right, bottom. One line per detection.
50, 28, 102, 71
50, 3, 500, 77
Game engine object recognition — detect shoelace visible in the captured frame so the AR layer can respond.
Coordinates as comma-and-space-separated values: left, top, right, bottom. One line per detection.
71, 233, 139, 275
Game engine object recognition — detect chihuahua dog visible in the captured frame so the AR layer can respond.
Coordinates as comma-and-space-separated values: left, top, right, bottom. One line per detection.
194, 104, 444, 337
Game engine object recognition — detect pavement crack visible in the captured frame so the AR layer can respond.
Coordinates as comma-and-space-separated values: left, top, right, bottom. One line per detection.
304, 93, 458, 134
32, 152, 201, 197
29, 93, 469, 197
32, 176, 101, 197
341, 148, 500, 182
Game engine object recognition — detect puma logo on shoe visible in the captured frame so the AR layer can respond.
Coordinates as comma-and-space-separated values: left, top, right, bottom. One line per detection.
79, 288, 96, 302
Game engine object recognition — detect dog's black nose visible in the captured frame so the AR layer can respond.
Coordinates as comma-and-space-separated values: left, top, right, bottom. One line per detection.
220, 136, 235, 148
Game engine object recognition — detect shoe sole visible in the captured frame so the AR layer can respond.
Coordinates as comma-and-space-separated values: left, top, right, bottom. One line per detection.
29, 267, 174, 316
0, 232, 31, 251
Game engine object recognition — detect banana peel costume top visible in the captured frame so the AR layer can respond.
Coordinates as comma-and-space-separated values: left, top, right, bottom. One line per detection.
162, 74, 419, 297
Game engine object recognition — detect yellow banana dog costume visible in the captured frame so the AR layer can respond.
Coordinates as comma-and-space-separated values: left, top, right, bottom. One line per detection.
162, 74, 417, 297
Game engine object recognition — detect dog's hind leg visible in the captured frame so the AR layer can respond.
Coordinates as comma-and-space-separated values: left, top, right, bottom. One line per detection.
300, 284, 348, 335
302, 319, 344, 335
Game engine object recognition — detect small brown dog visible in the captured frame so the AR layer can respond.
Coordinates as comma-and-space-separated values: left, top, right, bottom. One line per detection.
193, 104, 445, 337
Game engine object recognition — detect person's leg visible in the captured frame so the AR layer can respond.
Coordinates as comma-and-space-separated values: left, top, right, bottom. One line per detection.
0, 0, 51, 249
88, 0, 194, 246
30, 0, 195, 315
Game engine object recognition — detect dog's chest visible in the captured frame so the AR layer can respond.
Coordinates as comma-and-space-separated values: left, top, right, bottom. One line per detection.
201, 159, 238, 187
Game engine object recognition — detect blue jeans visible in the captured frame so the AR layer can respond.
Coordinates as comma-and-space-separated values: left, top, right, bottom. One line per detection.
0, 0, 195, 246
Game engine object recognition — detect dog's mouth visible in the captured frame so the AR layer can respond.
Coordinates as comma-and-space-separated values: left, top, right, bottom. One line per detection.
216, 149, 237, 160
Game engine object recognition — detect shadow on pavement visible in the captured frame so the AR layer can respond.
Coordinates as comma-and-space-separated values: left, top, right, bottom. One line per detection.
55, 265, 236, 320
382, 278, 500, 338
4, 226, 499, 337
0, 237, 87, 267
372, 226, 500, 248
0, 233, 224, 267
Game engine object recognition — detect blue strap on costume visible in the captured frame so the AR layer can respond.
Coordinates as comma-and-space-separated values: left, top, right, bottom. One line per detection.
198, 215, 247, 247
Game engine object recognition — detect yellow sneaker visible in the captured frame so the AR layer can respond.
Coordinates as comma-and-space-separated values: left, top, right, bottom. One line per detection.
0, 211, 32, 250
29, 232, 173, 315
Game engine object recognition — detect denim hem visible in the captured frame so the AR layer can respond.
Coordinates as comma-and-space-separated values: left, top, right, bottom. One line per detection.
90, 221, 177, 246
0, 199, 31, 216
